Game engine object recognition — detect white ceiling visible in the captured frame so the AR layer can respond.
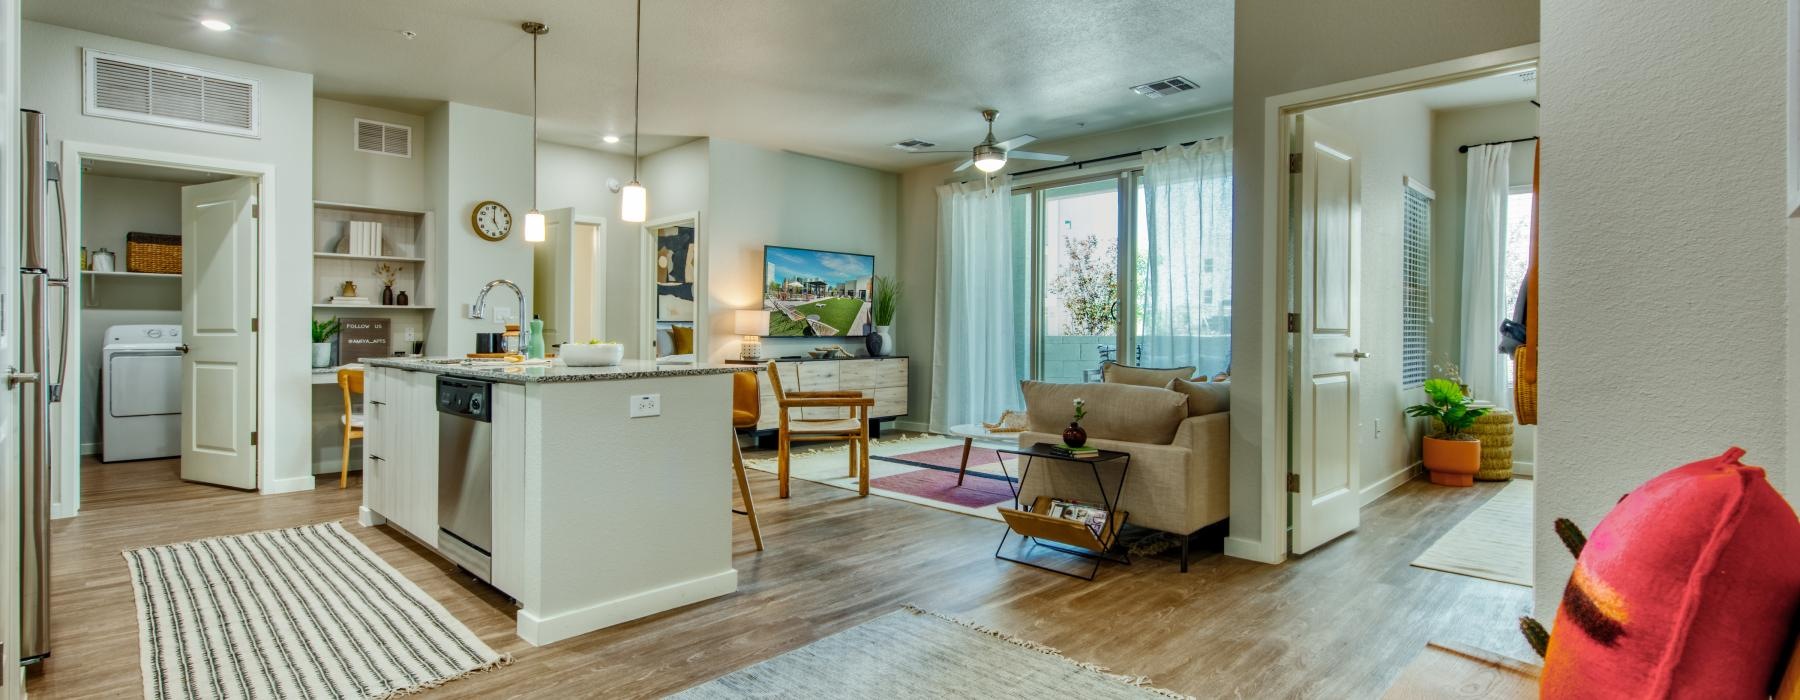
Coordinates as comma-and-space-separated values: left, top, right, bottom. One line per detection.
25, 0, 1235, 172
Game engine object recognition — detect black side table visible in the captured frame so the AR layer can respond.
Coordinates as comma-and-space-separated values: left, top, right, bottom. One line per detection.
992, 442, 1132, 580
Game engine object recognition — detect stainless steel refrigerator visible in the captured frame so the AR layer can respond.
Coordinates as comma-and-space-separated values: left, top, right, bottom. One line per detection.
18, 108, 70, 665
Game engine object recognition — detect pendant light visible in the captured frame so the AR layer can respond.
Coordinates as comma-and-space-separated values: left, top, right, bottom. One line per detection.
620, 0, 648, 223
523, 21, 549, 242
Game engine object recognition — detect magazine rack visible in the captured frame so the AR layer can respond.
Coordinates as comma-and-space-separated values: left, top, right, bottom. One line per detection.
994, 443, 1132, 580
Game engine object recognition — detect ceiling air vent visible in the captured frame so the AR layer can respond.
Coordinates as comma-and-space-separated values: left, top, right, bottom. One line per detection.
354, 118, 412, 157
892, 139, 937, 152
83, 49, 258, 138
1130, 76, 1199, 98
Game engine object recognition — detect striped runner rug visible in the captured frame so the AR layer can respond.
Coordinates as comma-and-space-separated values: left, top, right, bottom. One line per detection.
123, 522, 506, 700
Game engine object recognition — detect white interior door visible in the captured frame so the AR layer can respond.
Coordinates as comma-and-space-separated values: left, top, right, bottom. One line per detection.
569, 220, 606, 343
179, 177, 258, 489
532, 207, 574, 347
1290, 113, 1363, 554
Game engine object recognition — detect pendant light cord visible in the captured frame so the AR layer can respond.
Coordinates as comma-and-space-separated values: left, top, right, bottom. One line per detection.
532, 29, 539, 208
632, 0, 642, 179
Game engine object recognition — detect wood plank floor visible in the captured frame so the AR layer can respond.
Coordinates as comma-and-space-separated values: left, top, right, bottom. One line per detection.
28, 450, 1534, 699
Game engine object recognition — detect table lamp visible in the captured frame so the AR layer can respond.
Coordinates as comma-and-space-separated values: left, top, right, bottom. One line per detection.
734, 309, 770, 361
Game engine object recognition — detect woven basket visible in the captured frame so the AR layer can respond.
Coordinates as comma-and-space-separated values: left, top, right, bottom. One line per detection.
126, 232, 181, 274
1467, 409, 1516, 481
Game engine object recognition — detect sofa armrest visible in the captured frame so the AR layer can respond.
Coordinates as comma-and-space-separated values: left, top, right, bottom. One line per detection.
1171, 412, 1231, 527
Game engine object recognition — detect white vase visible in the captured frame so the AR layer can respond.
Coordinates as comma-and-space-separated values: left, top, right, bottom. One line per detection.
874, 325, 894, 357
312, 342, 332, 368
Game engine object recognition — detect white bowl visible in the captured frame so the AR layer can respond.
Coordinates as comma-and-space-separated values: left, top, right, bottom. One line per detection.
560, 343, 624, 367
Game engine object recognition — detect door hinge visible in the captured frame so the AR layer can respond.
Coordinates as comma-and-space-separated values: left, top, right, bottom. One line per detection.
250, 317, 259, 333
1288, 153, 1303, 174
1287, 313, 1299, 333
250, 431, 258, 446
1287, 473, 1300, 493
251, 203, 260, 219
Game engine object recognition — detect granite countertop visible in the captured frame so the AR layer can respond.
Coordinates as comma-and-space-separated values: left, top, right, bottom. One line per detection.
362, 357, 756, 384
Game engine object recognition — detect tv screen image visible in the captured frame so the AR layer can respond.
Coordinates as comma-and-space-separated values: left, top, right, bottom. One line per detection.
763, 246, 875, 337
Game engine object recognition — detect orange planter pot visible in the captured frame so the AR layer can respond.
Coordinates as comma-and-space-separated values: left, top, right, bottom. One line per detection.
1422, 436, 1480, 487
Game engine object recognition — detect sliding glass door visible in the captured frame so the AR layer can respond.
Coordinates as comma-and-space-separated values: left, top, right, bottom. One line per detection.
1036, 178, 1122, 383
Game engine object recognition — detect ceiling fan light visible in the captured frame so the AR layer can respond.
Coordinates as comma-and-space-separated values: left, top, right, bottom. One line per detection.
974, 153, 1007, 173
523, 209, 546, 242
621, 181, 648, 223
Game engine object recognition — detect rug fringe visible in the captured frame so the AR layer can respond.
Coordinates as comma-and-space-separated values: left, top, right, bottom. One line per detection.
375, 654, 514, 699
120, 519, 348, 555
900, 605, 1194, 700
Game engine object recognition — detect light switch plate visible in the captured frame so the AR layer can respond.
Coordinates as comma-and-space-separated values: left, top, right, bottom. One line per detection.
630, 393, 661, 418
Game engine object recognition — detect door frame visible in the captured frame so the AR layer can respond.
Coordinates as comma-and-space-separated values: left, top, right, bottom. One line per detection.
638, 211, 702, 363
1244, 44, 1540, 564
55, 140, 275, 517
573, 214, 609, 344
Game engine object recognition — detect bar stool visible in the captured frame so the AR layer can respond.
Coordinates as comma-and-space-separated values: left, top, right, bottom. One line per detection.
731, 371, 764, 550
337, 367, 365, 489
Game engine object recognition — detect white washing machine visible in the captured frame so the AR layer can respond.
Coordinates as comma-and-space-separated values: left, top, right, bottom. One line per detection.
101, 324, 182, 462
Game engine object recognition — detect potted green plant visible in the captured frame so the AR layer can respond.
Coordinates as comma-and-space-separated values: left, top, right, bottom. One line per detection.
866, 275, 900, 357
311, 317, 340, 369
1405, 377, 1491, 486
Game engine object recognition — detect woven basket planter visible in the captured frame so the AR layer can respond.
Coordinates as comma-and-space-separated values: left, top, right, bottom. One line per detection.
1467, 409, 1515, 481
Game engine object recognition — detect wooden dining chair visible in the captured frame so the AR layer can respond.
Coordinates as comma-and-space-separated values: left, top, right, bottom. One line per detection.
730, 370, 764, 550
337, 367, 365, 489
766, 360, 874, 499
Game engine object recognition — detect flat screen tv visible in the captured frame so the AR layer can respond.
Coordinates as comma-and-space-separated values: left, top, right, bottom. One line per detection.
762, 245, 875, 337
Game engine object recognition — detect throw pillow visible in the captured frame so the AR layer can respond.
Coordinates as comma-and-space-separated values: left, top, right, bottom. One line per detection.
669, 325, 695, 355
1019, 380, 1186, 445
1540, 447, 1800, 699
1100, 361, 1196, 387
1166, 378, 1230, 416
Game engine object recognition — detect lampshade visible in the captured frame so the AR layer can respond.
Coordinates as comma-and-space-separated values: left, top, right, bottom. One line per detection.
974, 152, 1007, 173
621, 181, 647, 222
523, 209, 545, 242
734, 309, 770, 337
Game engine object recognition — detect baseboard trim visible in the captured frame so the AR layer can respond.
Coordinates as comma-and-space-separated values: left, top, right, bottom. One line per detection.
893, 420, 929, 434
516, 568, 738, 646
260, 474, 317, 495
1224, 535, 1286, 564
80, 441, 98, 456
1512, 459, 1535, 477
357, 506, 386, 527
1361, 462, 1422, 506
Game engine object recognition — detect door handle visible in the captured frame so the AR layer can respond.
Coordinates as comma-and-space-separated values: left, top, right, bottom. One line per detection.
175, 344, 191, 354
1340, 349, 1371, 361
6, 371, 38, 388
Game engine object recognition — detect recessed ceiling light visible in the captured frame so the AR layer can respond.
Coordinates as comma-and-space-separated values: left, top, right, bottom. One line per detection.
602, 135, 621, 144
200, 18, 232, 32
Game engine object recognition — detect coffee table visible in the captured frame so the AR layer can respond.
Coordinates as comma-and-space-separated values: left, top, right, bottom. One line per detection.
946, 423, 1020, 486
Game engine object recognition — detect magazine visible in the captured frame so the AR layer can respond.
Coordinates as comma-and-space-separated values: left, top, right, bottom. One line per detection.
1045, 499, 1109, 538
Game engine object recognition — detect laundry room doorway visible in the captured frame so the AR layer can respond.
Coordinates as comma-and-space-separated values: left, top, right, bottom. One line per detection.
55, 152, 266, 518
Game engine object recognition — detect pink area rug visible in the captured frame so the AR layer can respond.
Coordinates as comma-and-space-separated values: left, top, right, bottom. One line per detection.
868, 467, 1017, 509
875, 444, 1007, 470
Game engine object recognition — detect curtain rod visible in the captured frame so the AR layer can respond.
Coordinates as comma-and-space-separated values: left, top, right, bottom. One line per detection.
1458, 136, 1538, 154
954, 135, 1226, 184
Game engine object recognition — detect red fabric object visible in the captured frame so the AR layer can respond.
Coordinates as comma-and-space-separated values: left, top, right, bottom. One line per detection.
1541, 447, 1800, 699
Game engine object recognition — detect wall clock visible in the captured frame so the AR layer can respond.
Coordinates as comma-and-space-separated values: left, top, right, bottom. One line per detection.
470, 200, 513, 241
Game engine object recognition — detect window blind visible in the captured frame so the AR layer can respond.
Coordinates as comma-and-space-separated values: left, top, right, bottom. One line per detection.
1401, 185, 1432, 388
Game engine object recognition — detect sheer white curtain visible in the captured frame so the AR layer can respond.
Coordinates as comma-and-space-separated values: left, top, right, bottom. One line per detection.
1139, 138, 1233, 375
1461, 143, 1511, 403
931, 180, 1022, 432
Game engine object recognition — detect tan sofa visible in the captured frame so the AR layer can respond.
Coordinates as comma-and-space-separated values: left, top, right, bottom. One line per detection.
1015, 378, 1230, 571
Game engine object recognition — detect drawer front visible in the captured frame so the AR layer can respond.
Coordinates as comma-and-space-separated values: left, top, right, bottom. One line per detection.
796, 362, 840, 390
840, 358, 906, 389
871, 386, 909, 418
766, 363, 799, 395
758, 396, 780, 431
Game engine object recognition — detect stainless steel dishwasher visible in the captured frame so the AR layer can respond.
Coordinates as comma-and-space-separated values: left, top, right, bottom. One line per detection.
437, 375, 494, 582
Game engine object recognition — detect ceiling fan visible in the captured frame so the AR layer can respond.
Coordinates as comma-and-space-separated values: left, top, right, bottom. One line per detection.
910, 109, 1070, 173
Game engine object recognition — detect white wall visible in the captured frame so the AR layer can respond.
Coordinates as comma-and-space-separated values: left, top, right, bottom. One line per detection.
425, 102, 534, 356
1536, 0, 1787, 618
895, 110, 1235, 431
1231, 0, 1536, 556
25, 22, 316, 495
536, 142, 639, 351
313, 98, 427, 211
1305, 92, 1434, 500
76, 173, 181, 452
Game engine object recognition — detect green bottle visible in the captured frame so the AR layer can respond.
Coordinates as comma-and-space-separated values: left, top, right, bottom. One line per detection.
527, 315, 546, 360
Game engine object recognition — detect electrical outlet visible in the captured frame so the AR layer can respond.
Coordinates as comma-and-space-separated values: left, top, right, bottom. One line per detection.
630, 393, 661, 418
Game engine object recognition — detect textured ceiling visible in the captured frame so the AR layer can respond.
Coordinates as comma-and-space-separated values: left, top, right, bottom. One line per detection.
24, 0, 1235, 172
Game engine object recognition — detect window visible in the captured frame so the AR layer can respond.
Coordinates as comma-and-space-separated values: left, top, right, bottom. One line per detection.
1401, 178, 1434, 388
1502, 188, 1535, 387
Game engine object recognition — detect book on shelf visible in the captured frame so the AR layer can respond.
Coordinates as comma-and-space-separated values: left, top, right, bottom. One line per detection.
1049, 443, 1100, 458
1045, 499, 1109, 538
346, 221, 384, 256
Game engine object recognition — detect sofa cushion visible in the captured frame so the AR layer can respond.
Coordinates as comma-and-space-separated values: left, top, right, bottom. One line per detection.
1020, 380, 1186, 445
1101, 361, 1196, 387
1167, 378, 1230, 416
1540, 447, 1800, 698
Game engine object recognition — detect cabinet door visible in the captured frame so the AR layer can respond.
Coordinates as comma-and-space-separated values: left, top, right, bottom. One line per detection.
798, 362, 844, 419
406, 370, 439, 547
361, 368, 387, 519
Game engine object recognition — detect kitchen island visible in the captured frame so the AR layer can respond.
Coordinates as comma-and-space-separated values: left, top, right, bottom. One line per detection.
357, 357, 751, 646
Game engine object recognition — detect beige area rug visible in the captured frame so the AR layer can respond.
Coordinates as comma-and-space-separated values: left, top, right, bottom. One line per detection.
123, 522, 506, 700
1410, 479, 1534, 587
743, 434, 1020, 521
671, 606, 1190, 699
